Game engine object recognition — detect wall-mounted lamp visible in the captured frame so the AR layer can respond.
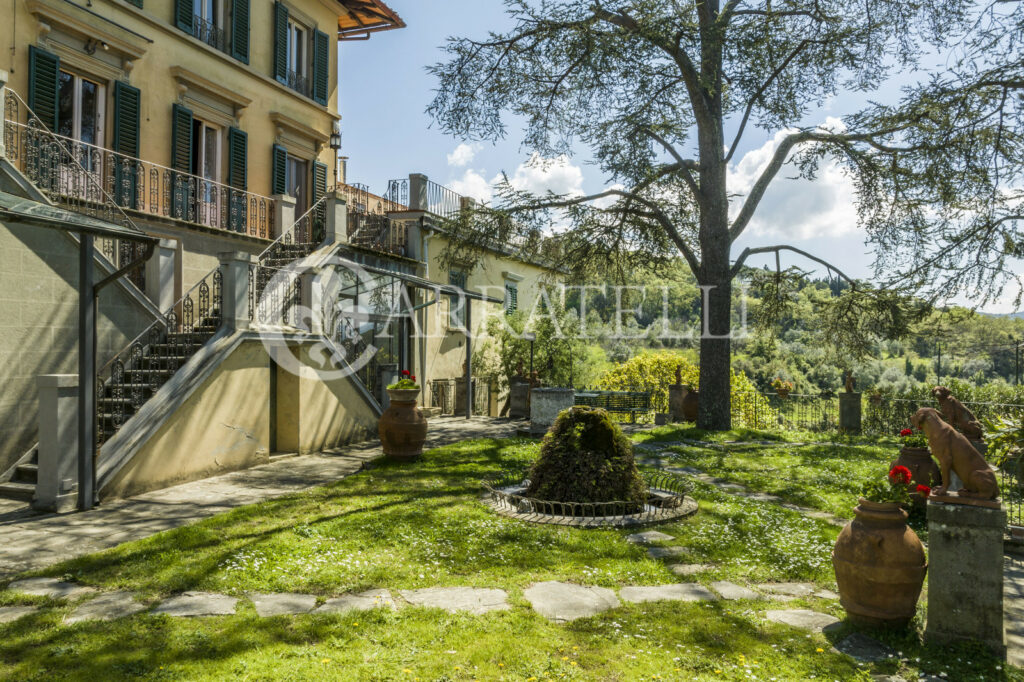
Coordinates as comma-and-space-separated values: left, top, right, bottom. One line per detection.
330, 123, 342, 182
84, 39, 109, 55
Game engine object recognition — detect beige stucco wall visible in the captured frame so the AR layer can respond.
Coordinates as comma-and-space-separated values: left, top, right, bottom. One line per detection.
102, 339, 272, 499
276, 342, 378, 453
0, 219, 156, 473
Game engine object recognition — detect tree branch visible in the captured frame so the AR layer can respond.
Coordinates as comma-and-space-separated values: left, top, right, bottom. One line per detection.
730, 244, 858, 282
640, 127, 702, 201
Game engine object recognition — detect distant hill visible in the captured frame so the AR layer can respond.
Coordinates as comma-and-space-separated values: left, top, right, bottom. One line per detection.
982, 311, 1024, 319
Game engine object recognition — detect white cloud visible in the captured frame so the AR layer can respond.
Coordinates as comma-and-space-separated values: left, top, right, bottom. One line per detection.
446, 143, 480, 168
447, 168, 494, 203
505, 153, 585, 197
728, 125, 858, 240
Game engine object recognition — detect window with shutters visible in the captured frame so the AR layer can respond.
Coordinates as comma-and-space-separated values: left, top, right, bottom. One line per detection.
191, 0, 226, 51
55, 68, 106, 197
505, 283, 518, 315
175, 0, 248, 62
286, 17, 310, 97
448, 270, 467, 329
190, 117, 222, 228
272, 3, 327, 104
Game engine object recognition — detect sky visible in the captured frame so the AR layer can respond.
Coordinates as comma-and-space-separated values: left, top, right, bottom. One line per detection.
337, 1, 1021, 314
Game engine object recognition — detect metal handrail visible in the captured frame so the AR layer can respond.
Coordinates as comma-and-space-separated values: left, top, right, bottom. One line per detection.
256, 187, 334, 260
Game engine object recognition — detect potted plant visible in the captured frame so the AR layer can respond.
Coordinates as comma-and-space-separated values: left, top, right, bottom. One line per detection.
869, 390, 883, 405
890, 427, 941, 505
378, 370, 428, 461
832, 465, 927, 627
771, 377, 793, 398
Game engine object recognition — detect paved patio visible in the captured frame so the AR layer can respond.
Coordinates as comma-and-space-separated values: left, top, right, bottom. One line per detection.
0, 417, 520, 577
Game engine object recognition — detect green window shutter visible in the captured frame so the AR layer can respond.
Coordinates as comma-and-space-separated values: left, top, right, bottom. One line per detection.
273, 2, 288, 84
227, 127, 247, 189
174, 0, 193, 33
113, 82, 141, 209
230, 0, 249, 63
271, 144, 288, 195
312, 29, 329, 105
28, 46, 59, 131
505, 283, 518, 314
126, 0, 142, 8
227, 127, 248, 232
170, 104, 194, 219
311, 159, 327, 240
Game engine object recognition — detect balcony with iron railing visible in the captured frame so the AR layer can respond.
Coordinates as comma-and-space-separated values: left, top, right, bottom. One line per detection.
192, 15, 227, 53
339, 182, 411, 258
287, 70, 310, 98
2, 90, 276, 240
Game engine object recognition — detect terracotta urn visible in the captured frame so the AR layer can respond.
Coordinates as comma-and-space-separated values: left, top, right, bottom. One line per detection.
378, 388, 428, 460
890, 447, 941, 506
776, 388, 790, 399
832, 498, 927, 627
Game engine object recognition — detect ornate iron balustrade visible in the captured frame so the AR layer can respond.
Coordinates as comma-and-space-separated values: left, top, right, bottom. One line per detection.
347, 211, 409, 256
4, 93, 275, 240
384, 178, 409, 210
287, 70, 310, 97
193, 15, 227, 52
425, 179, 464, 219
96, 267, 223, 447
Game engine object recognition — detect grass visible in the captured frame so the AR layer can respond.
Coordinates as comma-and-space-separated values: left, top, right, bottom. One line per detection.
0, 436, 1018, 681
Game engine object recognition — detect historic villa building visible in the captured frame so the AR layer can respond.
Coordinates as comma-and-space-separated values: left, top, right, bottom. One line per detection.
0, 0, 557, 510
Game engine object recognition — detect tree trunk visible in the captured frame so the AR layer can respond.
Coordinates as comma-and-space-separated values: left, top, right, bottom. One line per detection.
697, 252, 733, 430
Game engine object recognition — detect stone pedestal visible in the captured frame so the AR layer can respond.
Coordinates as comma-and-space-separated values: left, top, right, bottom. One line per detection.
669, 385, 685, 422
530, 388, 575, 435
509, 381, 530, 419
925, 500, 1006, 657
33, 375, 78, 513
839, 392, 862, 435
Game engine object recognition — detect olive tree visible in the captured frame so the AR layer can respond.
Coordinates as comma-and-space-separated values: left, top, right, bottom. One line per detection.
428, 0, 1022, 429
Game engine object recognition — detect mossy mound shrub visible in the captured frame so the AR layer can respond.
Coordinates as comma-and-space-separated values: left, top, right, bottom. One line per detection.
526, 406, 646, 504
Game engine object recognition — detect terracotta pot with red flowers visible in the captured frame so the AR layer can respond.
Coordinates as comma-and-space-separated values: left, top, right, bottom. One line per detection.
890, 427, 941, 507
378, 370, 428, 461
832, 465, 927, 628
771, 377, 793, 399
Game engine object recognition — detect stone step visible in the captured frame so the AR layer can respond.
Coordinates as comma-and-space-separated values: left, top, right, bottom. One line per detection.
0, 481, 34, 501
12, 463, 38, 485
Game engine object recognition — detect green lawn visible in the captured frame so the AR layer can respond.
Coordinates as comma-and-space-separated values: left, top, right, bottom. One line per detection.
0, 436, 1017, 681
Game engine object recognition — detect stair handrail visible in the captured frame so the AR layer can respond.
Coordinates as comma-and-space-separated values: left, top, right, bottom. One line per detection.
257, 186, 337, 261
4, 88, 145, 234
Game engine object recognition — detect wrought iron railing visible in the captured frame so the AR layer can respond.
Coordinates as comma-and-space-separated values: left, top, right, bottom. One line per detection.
729, 392, 838, 432
1002, 455, 1023, 533
863, 397, 1024, 436
3, 90, 275, 239
96, 267, 222, 447
342, 180, 410, 257
287, 70, 310, 98
425, 178, 464, 219
192, 15, 227, 52
384, 178, 409, 210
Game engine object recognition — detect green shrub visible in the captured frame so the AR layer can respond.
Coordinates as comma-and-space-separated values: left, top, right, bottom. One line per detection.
526, 407, 646, 504
595, 350, 774, 426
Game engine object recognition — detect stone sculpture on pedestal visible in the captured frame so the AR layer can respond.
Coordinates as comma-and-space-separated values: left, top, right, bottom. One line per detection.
911, 407, 999, 504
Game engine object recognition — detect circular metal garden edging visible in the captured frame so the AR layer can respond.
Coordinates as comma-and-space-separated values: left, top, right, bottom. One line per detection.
481, 469, 698, 528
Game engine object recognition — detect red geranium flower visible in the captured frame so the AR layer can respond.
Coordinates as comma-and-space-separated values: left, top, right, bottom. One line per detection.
916, 484, 931, 497
899, 428, 913, 437
888, 465, 912, 485
410, 375, 416, 381
401, 370, 410, 376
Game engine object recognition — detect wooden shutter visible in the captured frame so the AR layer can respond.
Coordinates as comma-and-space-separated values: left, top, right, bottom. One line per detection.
311, 159, 327, 240
312, 28, 329, 105
126, 0, 142, 8
273, 2, 288, 84
174, 0, 193, 33
271, 144, 288, 195
170, 104, 194, 219
505, 284, 518, 314
230, 0, 250, 63
113, 82, 141, 208
28, 46, 59, 131
227, 127, 247, 189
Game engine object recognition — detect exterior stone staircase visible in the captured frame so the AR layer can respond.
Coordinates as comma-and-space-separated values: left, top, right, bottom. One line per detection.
0, 448, 37, 501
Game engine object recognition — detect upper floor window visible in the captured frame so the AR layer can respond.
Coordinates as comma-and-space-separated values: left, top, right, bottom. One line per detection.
57, 70, 104, 148
192, 0, 225, 52
174, 0, 249, 63
286, 18, 310, 97
273, 2, 330, 106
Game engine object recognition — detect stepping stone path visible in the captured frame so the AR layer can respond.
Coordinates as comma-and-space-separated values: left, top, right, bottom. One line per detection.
315, 589, 396, 614
757, 582, 815, 597
669, 563, 713, 576
8, 577, 95, 600
400, 587, 510, 615
524, 582, 620, 622
765, 608, 840, 632
711, 581, 762, 601
626, 530, 674, 544
152, 592, 238, 617
619, 584, 716, 603
0, 606, 37, 623
834, 632, 896, 663
65, 591, 146, 624
250, 593, 316, 616
646, 546, 686, 559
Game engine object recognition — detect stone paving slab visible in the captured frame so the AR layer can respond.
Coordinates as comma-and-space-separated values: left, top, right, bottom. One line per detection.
524, 582, 620, 622
250, 593, 317, 617
0, 605, 38, 623
619, 584, 717, 603
65, 591, 147, 623
8, 577, 95, 600
626, 530, 674, 545
315, 589, 397, 614
151, 592, 238, 617
669, 564, 713, 576
1006, 557, 1024, 668
399, 587, 510, 615
834, 633, 895, 663
755, 582, 816, 597
765, 608, 840, 632
710, 581, 763, 601
646, 546, 687, 559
